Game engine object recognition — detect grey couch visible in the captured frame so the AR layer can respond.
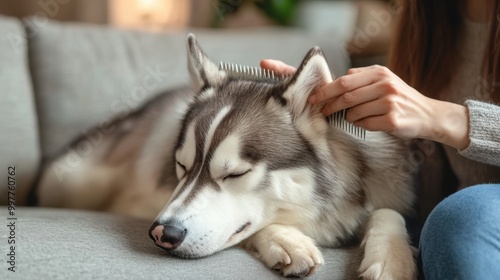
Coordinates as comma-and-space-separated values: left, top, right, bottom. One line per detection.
0, 15, 360, 279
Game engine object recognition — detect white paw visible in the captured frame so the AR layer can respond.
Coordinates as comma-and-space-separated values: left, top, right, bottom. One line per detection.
358, 245, 416, 280
359, 210, 417, 280
246, 225, 324, 277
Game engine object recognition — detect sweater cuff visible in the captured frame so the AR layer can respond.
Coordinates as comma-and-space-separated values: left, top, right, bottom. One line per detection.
459, 100, 500, 167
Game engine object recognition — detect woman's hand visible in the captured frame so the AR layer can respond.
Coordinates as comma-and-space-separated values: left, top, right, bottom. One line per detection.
261, 60, 470, 150
260, 59, 297, 76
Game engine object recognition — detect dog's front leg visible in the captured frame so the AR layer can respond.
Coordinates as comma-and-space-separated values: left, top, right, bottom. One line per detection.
241, 224, 324, 277
359, 209, 417, 280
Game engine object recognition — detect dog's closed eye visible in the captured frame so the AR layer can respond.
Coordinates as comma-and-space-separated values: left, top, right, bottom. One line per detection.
223, 170, 251, 181
175, 161, 188, 179
176, 161, 187, 171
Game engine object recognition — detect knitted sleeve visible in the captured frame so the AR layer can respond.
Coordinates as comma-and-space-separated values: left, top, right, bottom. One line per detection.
459, 100, 500, 167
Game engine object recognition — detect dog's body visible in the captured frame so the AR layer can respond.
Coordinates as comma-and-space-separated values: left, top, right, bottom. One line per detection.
37, 35, 417, 279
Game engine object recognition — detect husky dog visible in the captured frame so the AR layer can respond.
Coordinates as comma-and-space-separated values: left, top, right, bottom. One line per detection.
148, 35, 416, 279
37, 34, 416, 279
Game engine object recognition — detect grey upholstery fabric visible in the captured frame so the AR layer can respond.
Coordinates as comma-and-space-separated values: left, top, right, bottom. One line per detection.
0, 16, 360, 279
0, 208, 361, 280
0, 15, 40, 205
25, 18, 349, 158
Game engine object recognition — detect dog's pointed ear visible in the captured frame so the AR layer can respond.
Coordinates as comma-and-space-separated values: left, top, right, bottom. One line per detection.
187, 33, 225, 92
282, 47, 333, 117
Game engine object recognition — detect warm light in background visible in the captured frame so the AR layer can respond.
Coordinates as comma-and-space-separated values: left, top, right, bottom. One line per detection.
108, 0, 190, 31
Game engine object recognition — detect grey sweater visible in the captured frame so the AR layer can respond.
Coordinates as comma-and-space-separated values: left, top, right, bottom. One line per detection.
438, 19, 500, 189
460, 100, 500, 167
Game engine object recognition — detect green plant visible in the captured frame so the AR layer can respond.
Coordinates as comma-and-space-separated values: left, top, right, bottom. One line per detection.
213, 0, 299, 27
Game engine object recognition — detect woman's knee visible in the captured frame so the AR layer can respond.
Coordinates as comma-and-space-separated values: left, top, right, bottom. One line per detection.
420, 184, 500, 279
431, 184, 499, 223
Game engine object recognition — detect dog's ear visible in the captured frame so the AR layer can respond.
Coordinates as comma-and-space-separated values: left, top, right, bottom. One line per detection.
282, 47, 333, 118
187, 34, 225, 92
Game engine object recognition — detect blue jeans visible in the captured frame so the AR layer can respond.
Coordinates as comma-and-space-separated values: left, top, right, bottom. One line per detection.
420, 184, 500, 280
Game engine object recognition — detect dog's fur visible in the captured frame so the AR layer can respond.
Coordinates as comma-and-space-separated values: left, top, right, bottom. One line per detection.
37, 34, 417, 279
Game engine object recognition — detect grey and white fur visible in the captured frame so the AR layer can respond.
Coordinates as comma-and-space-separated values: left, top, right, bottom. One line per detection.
37, 34, 417, 279
149, 34, 417, 278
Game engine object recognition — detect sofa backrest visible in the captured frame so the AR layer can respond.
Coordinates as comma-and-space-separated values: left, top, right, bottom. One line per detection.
25, 19, 349, 160
0, 16, 350, 205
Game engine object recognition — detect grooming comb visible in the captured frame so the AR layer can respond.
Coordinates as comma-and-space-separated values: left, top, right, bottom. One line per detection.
218, 62, 285, 83
218, 62, 366, 140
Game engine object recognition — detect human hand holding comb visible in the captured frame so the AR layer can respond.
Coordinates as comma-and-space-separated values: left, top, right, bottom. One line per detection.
261, 59, 470, 150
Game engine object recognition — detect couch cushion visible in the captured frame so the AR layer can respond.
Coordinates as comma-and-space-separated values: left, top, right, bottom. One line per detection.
0, 15, 40, 205
0, 207, 360, 279
24, 18, 350, 158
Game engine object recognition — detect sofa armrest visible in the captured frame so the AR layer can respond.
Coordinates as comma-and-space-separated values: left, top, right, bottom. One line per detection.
0, 15, 40, 206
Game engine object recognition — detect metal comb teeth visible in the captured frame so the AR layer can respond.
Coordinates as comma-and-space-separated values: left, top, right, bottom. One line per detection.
218, 61, 286, 82
219, 61, 366, 140
329, 110, 366, 140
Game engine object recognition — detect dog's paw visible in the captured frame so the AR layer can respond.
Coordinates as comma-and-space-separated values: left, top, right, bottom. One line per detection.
262, 235, 323, 277
359, 209, 417, 280
244, 224, 324, 277
358, 244, 416, 280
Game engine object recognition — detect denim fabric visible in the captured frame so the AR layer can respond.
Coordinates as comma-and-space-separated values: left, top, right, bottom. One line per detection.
420, 184, 500, 280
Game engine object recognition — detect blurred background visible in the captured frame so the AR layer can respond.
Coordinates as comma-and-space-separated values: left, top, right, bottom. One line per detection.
0, 0, 397, 65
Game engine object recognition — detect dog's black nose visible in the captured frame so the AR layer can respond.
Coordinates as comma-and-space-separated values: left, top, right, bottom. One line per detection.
149, 220, 187, 250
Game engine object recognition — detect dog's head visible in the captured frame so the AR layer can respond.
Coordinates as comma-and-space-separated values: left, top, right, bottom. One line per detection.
149, 34, 334, 258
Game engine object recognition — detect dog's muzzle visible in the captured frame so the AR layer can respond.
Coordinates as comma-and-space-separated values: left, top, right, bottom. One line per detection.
149, 220, 187, 250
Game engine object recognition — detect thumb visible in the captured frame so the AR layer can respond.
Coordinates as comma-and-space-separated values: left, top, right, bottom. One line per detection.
260, 59, 296, 76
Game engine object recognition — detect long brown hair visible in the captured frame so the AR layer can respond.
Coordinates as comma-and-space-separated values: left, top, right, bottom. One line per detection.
388, 0, 500, 103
